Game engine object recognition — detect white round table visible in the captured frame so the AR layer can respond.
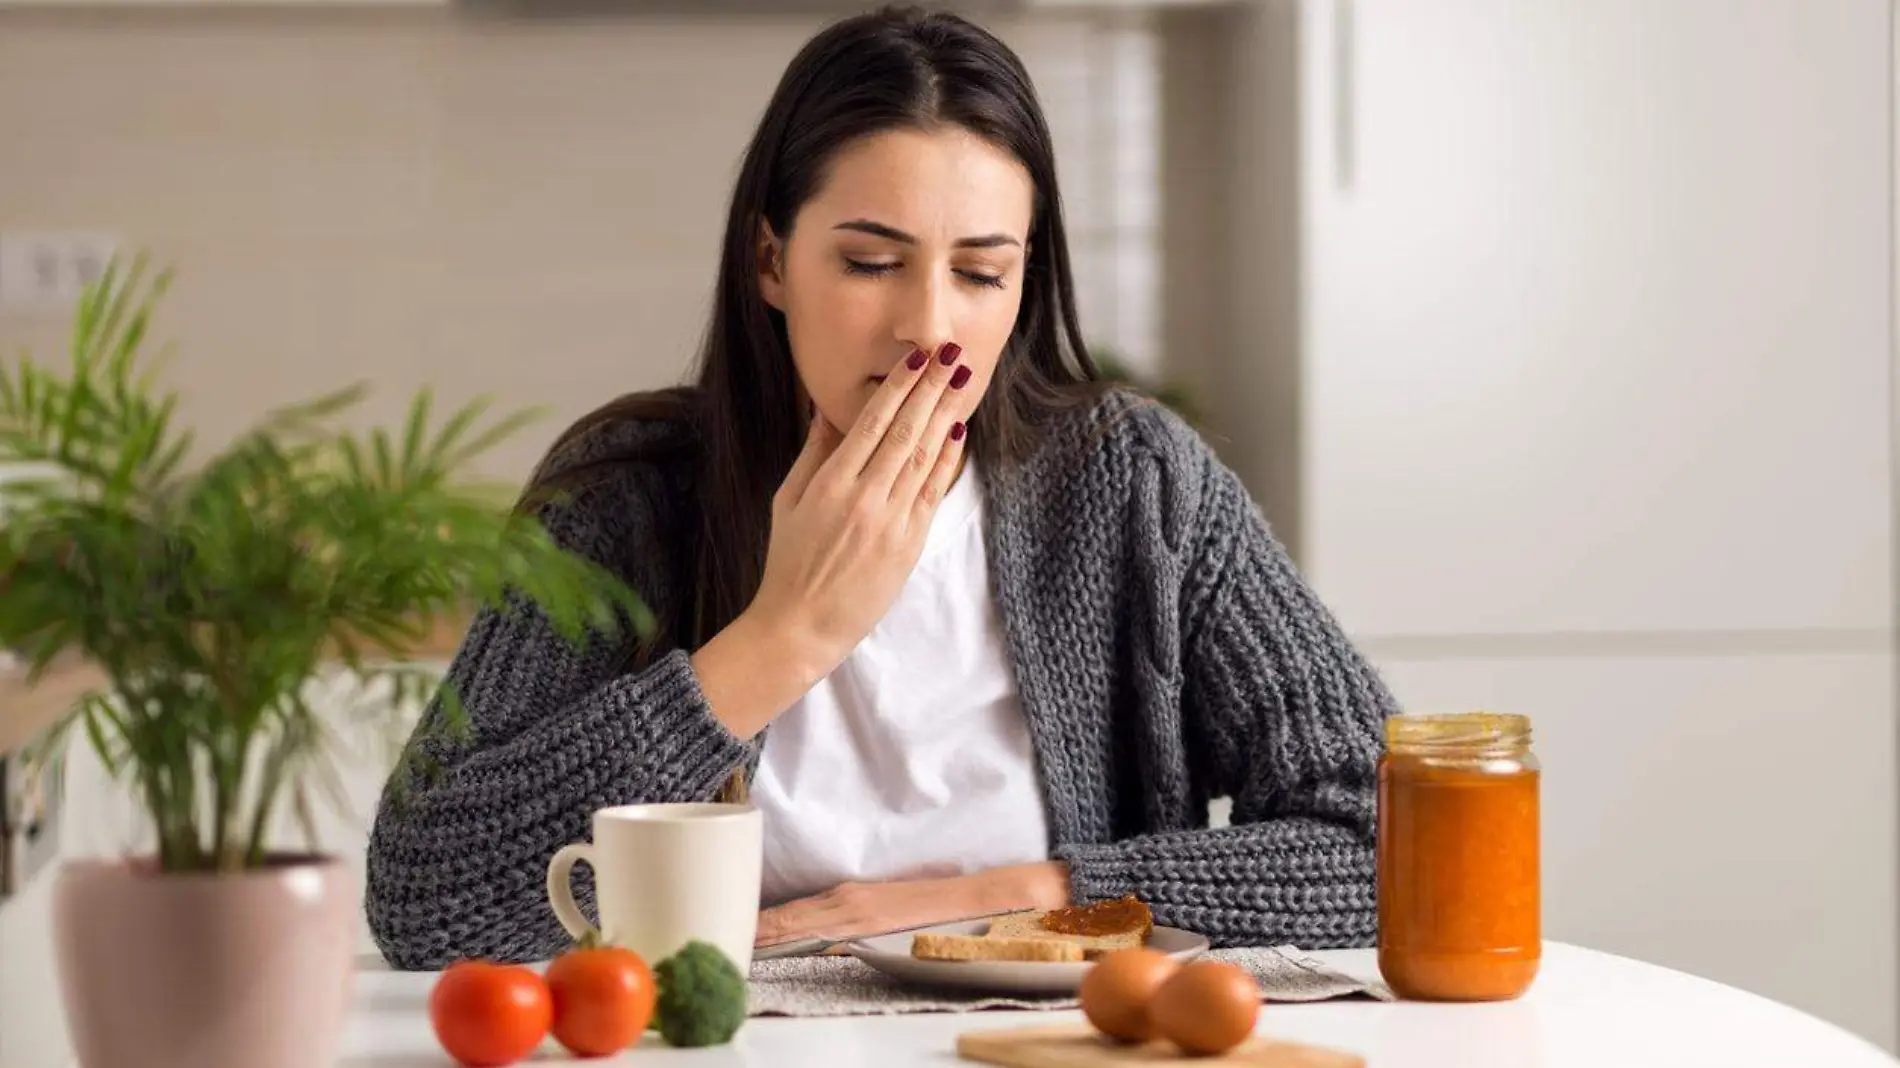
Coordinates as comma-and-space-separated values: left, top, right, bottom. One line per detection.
338, 942, 1897, 1067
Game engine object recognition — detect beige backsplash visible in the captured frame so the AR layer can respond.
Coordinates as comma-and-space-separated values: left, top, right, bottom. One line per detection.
0, 6, 1124, 484
0, 11, 1158, 1067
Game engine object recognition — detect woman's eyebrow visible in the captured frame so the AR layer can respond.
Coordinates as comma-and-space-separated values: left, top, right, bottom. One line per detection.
833, 218, 1022, 249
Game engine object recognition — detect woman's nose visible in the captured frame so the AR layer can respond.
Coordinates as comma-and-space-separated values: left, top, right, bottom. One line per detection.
896, 270, 954, 358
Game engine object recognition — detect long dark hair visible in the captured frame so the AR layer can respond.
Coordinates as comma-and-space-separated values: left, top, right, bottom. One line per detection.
532, 5, 1108, 800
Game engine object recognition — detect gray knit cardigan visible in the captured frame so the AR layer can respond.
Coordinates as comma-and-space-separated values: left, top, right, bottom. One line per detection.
364, 390, 1398, 970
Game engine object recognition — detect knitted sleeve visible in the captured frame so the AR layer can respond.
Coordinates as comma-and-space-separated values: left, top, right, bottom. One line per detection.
363, 469, 750, 970
1056, 411, 1398, 950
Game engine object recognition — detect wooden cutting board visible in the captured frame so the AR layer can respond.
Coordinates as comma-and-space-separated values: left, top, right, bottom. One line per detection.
956, 1024, 1366, 1068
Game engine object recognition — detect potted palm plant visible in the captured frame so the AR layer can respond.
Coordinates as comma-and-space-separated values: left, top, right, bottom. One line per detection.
0, 258, 649, 1068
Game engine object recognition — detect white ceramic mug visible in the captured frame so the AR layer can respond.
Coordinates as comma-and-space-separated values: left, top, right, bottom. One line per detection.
546, 803, 763, 973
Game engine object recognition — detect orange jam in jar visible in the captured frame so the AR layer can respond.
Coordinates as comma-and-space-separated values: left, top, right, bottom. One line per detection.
1377, 712, 1540, 1001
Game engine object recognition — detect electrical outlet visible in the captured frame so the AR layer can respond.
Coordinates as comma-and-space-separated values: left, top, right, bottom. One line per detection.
0, 231, 122, 312
0, 738, 62, 903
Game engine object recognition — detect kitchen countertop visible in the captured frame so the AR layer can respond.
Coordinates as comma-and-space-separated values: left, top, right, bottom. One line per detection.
335, 941, 1900, 1067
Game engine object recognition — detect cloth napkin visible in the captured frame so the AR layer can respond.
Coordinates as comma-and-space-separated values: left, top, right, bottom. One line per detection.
746, 945, 1392, 1018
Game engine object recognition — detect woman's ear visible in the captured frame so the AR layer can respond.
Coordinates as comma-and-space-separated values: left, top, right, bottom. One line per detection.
757, 224, 787, 310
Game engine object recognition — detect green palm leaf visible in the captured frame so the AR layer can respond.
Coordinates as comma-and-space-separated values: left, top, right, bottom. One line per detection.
0, 254, 651, 873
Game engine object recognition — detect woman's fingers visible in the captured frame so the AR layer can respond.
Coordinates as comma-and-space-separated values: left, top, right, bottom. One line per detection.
889, 385, 967, 509
777, 406, 842, 509
755, 877, 988, 949
755, 890, 848, 945
861, 343, 965, 494
755, 905, 803, 947
823, 346, 933, 479
908, 414, 968, 520
755, 899, 814, 946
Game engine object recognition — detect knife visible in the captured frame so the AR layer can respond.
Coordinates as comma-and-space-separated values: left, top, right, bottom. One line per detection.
752, 912, 1007, 961
752, 936, 837, 961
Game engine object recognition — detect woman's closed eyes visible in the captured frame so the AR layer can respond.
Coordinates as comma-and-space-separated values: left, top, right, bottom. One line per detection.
841, 256, 1010, 290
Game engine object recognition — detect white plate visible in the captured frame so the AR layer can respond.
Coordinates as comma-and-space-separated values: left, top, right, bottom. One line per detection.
845, 919, 1210, 996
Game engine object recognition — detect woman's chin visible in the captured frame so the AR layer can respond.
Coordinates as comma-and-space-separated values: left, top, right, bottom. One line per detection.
814, 396, 868, 432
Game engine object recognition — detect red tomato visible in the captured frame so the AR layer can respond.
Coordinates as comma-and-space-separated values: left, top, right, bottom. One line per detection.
428, 960, 552, 1067
546, 945, 657, 1057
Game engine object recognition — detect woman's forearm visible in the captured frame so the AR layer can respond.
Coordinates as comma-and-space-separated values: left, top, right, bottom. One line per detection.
366, 640, 751, 969
690, 607, 841, 741
1057, 819, 1376, 949
963, 860, 1074, 915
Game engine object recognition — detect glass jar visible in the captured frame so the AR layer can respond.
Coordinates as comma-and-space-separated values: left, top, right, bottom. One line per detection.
1377, 712, 1541, 1001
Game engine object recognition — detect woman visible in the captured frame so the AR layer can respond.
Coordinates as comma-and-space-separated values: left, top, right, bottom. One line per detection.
365, 4, 1397, 971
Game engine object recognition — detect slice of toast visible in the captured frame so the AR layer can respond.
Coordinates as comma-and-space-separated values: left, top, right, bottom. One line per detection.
984, 912, 1147, 959
911, 931, 1086, 963
983, 895, 1155, 960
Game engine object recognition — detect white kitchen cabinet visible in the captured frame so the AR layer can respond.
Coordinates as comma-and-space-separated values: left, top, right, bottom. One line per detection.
1294, 0, 1891, 639
1375, 651, 1897, 1051
1213, 0, 1900, 1053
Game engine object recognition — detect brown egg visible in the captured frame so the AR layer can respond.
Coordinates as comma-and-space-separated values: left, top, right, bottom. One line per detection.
1078, 948, 1180, 1043
1150, 959, 1261, 1056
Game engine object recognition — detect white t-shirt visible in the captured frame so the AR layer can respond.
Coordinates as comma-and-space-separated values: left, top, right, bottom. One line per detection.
751, 463, 1050, 907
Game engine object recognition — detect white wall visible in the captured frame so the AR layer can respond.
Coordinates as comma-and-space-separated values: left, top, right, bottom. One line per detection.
0, 7, 1154, 479
7, 0, 1896, 1061
0, 10, 1162, 1066
1212, 0, 1897, 1050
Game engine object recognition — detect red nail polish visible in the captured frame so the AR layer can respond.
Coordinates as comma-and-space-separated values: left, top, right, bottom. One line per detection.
949, 364, 972, 389
905, 348, 928, 371
938, 342, 962, 366
950, 421, 966, 442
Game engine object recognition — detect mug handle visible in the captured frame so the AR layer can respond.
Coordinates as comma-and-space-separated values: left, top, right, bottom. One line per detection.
546, 842, 600, 942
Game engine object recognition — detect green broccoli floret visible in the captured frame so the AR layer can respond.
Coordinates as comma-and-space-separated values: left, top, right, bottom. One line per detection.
653, 940, 747, 1047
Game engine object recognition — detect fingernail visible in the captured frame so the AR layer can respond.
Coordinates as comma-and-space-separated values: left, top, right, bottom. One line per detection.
938, 342, 962, 366
905, 348, 929, 371
950, 421, 966, 442
949, 364, 972, 389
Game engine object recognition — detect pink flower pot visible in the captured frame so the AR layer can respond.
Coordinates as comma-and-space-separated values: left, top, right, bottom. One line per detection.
52, 854, 355, 1068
